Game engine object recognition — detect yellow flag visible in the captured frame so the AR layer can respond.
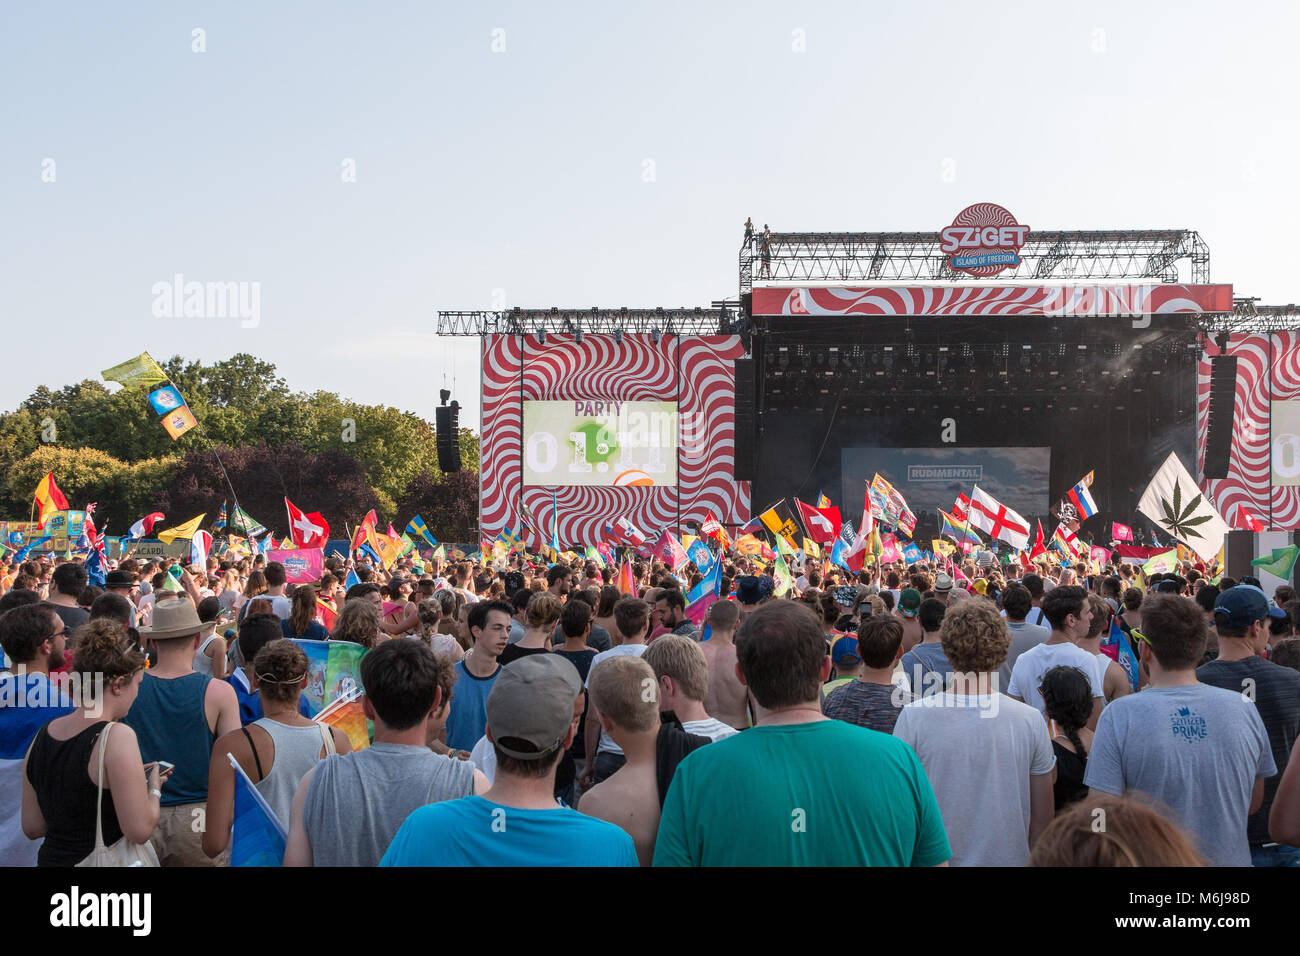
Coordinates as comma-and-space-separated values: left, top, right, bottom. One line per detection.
156, 514, 206, 543
803, 537, 822, 559
101, 352, 169, 389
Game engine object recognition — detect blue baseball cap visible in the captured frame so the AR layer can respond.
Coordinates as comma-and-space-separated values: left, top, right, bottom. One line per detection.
1214, 585, 1287, 629
829, 634, 862, 666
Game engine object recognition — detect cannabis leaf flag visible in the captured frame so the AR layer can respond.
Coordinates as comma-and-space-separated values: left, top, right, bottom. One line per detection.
1137, 452, 1229, 563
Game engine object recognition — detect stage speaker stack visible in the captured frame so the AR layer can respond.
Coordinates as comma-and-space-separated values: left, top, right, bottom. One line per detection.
436, 399, 462, 473
1203, 356, 1238, 479
733, 358, 755, 481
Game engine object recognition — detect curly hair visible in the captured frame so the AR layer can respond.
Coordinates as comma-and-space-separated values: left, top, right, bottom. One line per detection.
1039, 665, 1093, 760
331, 598, 383, 649
938, 598, 1010, 674
71, 618, 146, 684
252, 639, 310, 705
1030, 794, 1205, 866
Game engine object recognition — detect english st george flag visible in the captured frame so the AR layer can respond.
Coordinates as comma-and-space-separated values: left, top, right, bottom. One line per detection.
965, 486, 1030, 551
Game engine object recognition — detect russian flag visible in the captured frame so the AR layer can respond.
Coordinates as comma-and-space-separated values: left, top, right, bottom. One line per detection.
1067, 480, 1098, 519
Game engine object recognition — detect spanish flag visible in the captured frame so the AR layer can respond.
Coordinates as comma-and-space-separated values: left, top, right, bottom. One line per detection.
33, 472, 70, 528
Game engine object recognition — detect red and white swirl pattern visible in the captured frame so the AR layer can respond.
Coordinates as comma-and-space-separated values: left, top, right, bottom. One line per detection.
752, 284, 1233, 317
480, 334, 750, 545
1197, 332, 1300, 530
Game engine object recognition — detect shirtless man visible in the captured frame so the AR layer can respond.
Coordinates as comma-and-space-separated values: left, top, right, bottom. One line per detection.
697, 600, 749, 730
578, 656, 662, 866
894, 587, 923, 655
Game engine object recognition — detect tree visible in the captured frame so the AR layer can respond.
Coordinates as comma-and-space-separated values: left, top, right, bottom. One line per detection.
396, 469, 480, 543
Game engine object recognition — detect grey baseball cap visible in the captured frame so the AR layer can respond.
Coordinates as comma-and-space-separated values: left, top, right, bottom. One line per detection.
485, 655, 583, 760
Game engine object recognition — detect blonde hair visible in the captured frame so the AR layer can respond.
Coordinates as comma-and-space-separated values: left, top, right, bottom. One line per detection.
525, 592, 563, 630
1029, 794, 1205, 867
588, 655, 659, 733
642, 633, 709, 702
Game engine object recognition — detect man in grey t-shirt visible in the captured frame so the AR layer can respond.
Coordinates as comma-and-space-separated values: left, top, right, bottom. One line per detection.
284, 640, 487, 867
997, 583, 1050, 692
1084, 594, 1276, 866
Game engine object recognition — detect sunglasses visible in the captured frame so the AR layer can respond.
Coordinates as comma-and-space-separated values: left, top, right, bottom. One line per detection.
1129, 628, 1151, 648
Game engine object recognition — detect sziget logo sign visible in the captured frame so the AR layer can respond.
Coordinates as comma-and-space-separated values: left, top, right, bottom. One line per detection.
940, 203, 1030, 277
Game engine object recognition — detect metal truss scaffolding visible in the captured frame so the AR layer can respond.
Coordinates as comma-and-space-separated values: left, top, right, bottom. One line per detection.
740, 229, 1211, 294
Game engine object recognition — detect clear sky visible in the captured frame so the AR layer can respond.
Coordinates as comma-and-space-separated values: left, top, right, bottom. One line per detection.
3, 0, 1295, 431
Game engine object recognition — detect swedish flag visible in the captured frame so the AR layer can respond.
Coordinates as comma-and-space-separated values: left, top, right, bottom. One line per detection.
405, 515, 438, 548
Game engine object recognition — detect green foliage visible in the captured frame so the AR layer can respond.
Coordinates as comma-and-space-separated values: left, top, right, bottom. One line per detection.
0, 353, 480, 533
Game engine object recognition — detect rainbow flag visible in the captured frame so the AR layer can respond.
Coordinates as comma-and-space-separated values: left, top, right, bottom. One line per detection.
315, 691, 370, 751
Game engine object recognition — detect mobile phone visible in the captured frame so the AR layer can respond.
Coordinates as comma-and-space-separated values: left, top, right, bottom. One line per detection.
155, 761, 175, 774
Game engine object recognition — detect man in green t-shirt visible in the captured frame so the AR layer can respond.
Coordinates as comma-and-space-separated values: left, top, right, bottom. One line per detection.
653, 601, 952, 867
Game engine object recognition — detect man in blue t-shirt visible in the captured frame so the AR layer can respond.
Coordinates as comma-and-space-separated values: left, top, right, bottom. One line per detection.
445, 601, 513, 753
0, 601, 76, 866
382, 654, 636, 866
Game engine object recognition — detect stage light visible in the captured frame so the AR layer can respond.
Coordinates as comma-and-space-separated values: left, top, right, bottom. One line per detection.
538, 330, 547, 344
614, 329, 623, 344
651, 329, 661, 344
575, 329, 583, 344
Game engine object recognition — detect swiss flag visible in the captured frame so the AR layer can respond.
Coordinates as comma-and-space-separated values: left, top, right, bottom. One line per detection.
284, 497, 329, 549
795, 500, 841, 544
1239, 506, 1265, 533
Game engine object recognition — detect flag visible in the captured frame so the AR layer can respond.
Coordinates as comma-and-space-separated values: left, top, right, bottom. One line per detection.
406, 515, 438, 549
1028, 519, 1046, 559
868, 474, 916, 535
879, 533, 901, 564
1112, 522, 1133, 542
284, 498, 329, 549
733, 534, 766, 557
803, 537, 822, 559
433, 544, 447, 563
830, 537, 849, 571
616, 560, 636, 596
1137, 452, 1230, 563
550, 492, 561, 553
843, 528, 870, 572
773, 532, 797, 558
932, 538, 954, 557
315, 598, 338, 632
816, 492, 832, 510
700, 512, 731, 550
840, 519, 856, 545
1100, 616, 1140, 692
1081, 470, 1095, 487
344, 568, 360, 590
756, 500, 801, 549
314, 692, 369, 751
157, 514, 206, 544
84, 544, 106, 588
902, 542, 921, 565
1066, 477, 1099, 520
966, 486, 1031, 550
952, 493, 971, 523
860, 480, 875, 537
215, 503, 228, 531
584, 545, 605, 568
230, 505, 268, 539
687, 538, 714, 573
33, 472, 70, 528
608, 516, 648, 549
651, 530, 690, 571
122, 512, 164, 540
159, 404, 199, 440
595, 542, 614, 567
795, 499, 841, 544
685, 561, 722, 625
1090, 545, 1111, 567
1252, 545, 1300, 580
772, 551, 793, 597
939, 509, 980, 553
228, 754, 286, 867
1238, 505, 1265, 533
13, 537, 50, 561
1052, 524, 1085, 560
496, 526, 521, 553
100, 352, 169, 389
1142, 549, 1179, 576
190, 530, 213, 566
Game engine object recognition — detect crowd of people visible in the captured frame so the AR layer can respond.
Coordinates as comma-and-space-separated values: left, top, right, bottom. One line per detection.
2, 538, 1300, 867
